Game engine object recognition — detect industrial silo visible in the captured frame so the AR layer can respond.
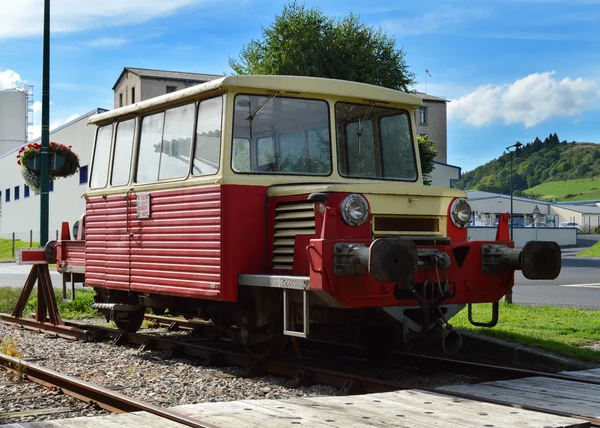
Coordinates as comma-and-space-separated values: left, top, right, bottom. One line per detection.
0, 89, 28, 155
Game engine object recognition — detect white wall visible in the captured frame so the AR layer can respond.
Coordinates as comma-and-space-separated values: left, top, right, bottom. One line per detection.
430, 162, 460, 188
468, 226, 577, 247
0, 111, 99, 242
0, 90, 27, 154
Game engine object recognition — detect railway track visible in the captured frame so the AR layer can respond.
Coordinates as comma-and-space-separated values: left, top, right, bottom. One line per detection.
3, 313, 600, 392
2, 314, 600, 426
0, 352, 217, 428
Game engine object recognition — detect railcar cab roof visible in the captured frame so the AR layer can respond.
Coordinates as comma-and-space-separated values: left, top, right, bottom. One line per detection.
88, 75, 424, 126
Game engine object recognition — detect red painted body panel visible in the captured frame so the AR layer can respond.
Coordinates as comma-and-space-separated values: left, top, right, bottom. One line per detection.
77, 183, 513, 310
84, 184, 269, 301
307, 238, 512, 308
55, 241, 86, 273
85, 186, 223, 297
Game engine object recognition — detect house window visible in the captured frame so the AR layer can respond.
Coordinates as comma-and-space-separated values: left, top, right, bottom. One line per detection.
166, 85, 177, 94
14, 186, 19, 200
79, 165, 88, 185
49, 181, 54, 192
24, 185, 30, 198
119, 93, 123, 107
131, 87, 136, 104
5, 189, 10, 202
418, 106, 428, 125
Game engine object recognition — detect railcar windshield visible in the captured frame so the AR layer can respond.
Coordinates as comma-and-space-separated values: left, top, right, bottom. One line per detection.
232, 94, 331, 175
335, 102, 417, 181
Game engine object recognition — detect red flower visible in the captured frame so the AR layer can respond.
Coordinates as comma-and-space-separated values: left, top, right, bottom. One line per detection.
17, 160, 21, 165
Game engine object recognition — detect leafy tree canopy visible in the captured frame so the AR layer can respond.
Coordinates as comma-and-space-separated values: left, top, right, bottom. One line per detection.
454, 133, 600, 195
229, 1, 416, 91
418, 134, 437, 186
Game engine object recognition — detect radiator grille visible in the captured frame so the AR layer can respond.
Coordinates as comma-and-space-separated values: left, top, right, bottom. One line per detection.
372, 215, 441, 238
273, 202, 315, 270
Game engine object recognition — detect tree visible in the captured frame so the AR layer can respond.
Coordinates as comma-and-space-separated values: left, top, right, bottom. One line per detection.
229, 2, 416, 91
418, 134, 437, 186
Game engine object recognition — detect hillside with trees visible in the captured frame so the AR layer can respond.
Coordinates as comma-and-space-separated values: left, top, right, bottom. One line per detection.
454, 134, 600, 198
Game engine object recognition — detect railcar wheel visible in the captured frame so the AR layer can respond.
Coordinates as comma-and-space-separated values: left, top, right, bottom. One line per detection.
242, 336, 288, 358
114, 309, 145, 333
152, 307, 166, 316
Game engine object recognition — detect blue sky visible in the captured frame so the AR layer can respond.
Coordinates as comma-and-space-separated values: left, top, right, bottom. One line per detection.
1, 0, 599, 172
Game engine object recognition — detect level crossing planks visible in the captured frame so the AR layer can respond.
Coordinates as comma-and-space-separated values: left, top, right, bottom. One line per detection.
438, 368, 600, 423
0, 388, 586, 428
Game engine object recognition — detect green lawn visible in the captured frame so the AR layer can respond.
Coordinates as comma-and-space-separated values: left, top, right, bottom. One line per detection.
578, 241, 600, 257
524, 177, 600, 201
0, 238, 40, 261
0, 287, 98, 319
452, 302, 600, 362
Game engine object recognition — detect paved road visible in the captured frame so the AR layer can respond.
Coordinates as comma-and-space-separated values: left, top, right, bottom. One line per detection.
512, 239, 600, 309
0, 262, 64, 288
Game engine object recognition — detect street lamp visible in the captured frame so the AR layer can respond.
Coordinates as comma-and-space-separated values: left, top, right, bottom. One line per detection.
505, 142, 523, 241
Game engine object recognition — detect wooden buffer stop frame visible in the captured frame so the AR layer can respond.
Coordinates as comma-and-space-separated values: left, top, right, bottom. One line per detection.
12, 246, 63, 325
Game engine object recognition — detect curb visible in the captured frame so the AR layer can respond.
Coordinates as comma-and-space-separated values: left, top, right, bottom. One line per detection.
458, 329, 598, 372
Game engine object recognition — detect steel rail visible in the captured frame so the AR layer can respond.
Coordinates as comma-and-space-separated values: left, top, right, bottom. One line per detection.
392, 351, 600, 386
0, 313, 93, 341
0, 352, 217, 428
64, 320, 403, 394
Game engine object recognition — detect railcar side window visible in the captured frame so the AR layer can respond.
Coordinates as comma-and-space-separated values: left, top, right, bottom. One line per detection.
136, 103, 195, 183
159, 103, 195, 180
111, 119, 136, 186
137, 112, 164, 183
193, 96, 222, 176
336, 102, 417, 181
231, 94, 331, 175
90, 125, 113, 189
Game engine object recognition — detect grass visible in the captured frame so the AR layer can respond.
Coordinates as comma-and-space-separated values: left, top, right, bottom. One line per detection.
0, 238, 41, 261
452, 302, 600, 363
0, 286, 98, 320
524, 177, 600, 202
578, 241, 600, 257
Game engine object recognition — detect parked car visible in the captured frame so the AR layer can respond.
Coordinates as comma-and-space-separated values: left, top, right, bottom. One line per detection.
559, 222, 582, 232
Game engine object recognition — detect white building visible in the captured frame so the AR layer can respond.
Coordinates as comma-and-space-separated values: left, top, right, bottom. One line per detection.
0, 109, 105, 241
467, 190, 600, 231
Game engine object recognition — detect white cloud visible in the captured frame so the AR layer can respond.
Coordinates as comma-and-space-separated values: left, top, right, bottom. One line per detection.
32, 101, 42, 113
448, 72, 600, 127
0, 69, 21, 89
84, 37, 131, 48
0, 0, 206, 38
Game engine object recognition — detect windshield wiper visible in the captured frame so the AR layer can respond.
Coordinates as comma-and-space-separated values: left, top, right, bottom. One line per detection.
357, 103, 374, 137
245, 93, 278, 140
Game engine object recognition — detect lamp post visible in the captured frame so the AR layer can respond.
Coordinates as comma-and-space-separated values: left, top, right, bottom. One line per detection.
505, 142, 523, 241
40, 0, 51, 245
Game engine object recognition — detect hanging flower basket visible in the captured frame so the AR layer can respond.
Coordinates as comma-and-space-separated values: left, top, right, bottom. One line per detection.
16, 142, 80, 193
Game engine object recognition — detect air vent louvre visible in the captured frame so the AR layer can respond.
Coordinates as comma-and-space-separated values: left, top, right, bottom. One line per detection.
273, 202, 315, 270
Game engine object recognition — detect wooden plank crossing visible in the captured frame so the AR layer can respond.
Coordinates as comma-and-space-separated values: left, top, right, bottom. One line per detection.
438, 368, 600, 424
0, 389, 586, 427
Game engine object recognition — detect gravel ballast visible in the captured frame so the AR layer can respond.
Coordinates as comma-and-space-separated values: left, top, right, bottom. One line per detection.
0, 320, 475, 425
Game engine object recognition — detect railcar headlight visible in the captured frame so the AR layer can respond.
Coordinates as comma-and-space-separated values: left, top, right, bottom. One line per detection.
450, 198, 472, 228
341, 194, 369, 226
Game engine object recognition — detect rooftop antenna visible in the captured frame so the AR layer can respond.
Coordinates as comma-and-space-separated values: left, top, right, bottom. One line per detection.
425, 69, 432, 94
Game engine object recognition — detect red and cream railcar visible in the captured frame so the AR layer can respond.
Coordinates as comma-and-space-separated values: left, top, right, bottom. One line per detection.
54, 76, 560, 352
